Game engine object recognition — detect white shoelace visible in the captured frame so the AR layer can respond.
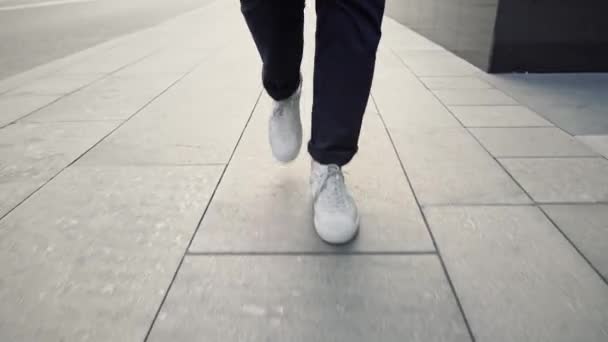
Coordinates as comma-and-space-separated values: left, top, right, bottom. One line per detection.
313, 165, 349, 209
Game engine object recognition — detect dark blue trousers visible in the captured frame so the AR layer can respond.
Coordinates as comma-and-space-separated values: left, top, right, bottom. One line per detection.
241, 0, 385, 166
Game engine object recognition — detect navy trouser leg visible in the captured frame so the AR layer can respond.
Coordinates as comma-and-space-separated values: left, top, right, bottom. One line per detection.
241, 0, 304, 101
309, 0, 385, 166
241, 0, 385, 166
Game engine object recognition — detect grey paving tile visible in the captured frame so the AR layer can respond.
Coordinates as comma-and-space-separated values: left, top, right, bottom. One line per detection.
148, 255, 471, 342
373, 47, 529, 207
394, 50, 479, 76
372, 56, 463, 129
433, 89, 518, 106
542, 204, 608, 280
0, 165, 222, 342
373, 87, 463, 128
501, 158, 608, 203
80, 48, 261, 165
189, 95, 433, 252
0, 93, 58, 126
482, 74, 608, 135
577, 135, 608, 158
483, 73, 608, 107
6, 73, 104, 96
0, 121, 118, 218
425, 206, 608, 342
381, 18, 443, 51
449, 105, 553, 127
61, 44, 156, 74
23, 73, 181, 122
374, 44, 409, 69
420, 77, 492, 90
529, 103, 608, 136
470, 127, 597, 157
118, 48, 208, 74
387, 126, 530, 205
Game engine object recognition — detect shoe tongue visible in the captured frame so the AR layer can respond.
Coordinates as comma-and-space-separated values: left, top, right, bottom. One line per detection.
327, 164, 340, 173
314, 162, 339, 175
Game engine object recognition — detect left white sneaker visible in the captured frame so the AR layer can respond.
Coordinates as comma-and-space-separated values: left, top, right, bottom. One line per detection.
268, 83, 302, 163
310, 160, 360, 244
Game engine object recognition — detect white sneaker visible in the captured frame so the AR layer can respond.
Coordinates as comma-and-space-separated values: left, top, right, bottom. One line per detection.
269, 84, 302, 163
311, 160, 360, 244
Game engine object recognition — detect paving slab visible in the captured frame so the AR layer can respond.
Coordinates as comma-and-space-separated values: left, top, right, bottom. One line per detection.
483, 73, 608, 107
542, 204, 608, 281
372, 54, 463, 129
0, 165, 222, 342
0, 25, 123, 95
425, 206, 608, 342
119, 48, 209, 75
0, 93, 58, 126
190, 95, 433, 252
529, 103, 608, 136
375, 44, 409, 69
501, 158, 608, 203
433, 89, 518, 106
393, 50, 479, 76
449, 106, 553, 127
147, 255, 471, 342
23, 73, 182, 122
482, 73, 608, 135
61, 44, 157, 74
381, 17, 443, 51
373, 85, 463, 128
387, 125, 530, 205
420, 77, 492, 90
0, 121, 118, 218
372, 51, 529, 205
80, 46, 261, 166
5, 73, 105, 96
114, 4, 246, 76
577, 135, 608, 158
470, 127, 597, 157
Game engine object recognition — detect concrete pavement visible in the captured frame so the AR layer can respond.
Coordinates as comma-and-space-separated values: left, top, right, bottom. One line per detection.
1, 0, 608, 341
0, 0, 214, 80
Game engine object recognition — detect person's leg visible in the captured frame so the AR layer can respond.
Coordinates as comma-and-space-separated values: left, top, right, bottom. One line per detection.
241, 0, 305, 101
309, 0, 386, 166
241, 0, 306, 162
309, 0, 385, 244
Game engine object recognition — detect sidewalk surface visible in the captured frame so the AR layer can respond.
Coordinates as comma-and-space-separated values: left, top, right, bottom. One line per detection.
1, 1, 608, 341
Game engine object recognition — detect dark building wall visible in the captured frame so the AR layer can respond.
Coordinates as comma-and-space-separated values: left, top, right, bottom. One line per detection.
385, 0, 499, 71
386, 0, 608, 73
491, 0, 608, 72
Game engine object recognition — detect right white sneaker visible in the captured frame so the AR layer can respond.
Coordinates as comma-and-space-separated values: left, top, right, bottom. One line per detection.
269, 84, 302, 163
310, 160, 360, 244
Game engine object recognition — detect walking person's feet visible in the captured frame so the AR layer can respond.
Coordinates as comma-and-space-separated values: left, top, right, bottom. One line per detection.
310, 160, 360, 244
269, 83, 302, 163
